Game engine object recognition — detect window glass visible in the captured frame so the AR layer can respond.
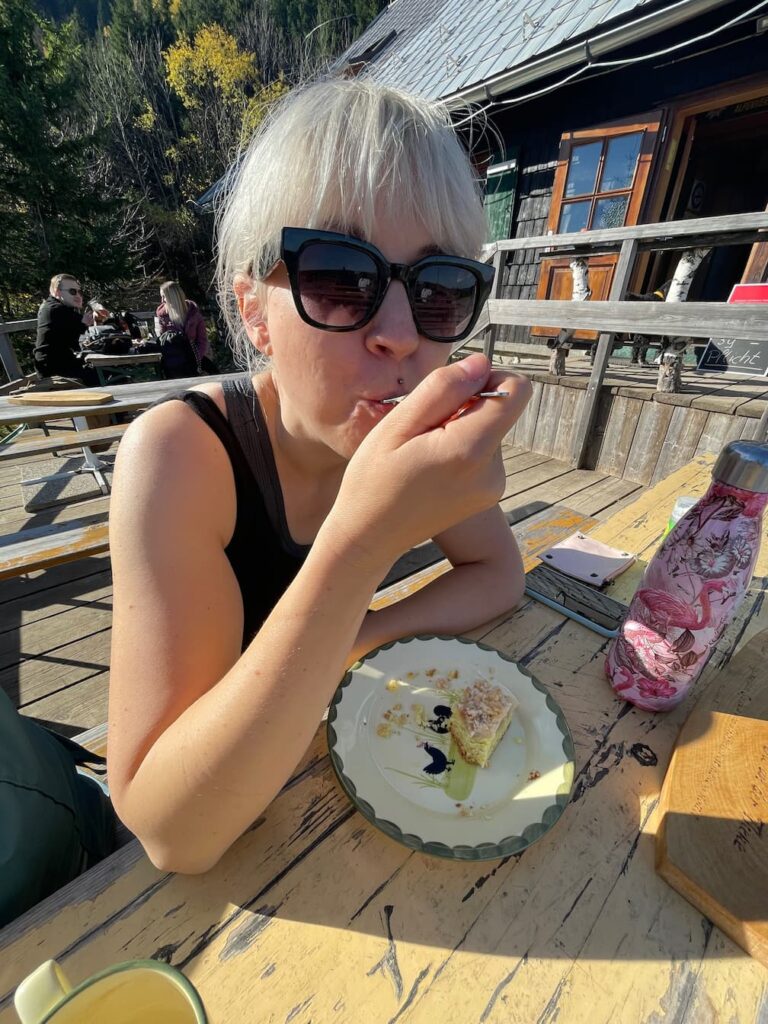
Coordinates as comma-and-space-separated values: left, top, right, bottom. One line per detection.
564, 141, 601, 197
558, 201, 591, 233
600, 133, 642, 192
593, 195, 629, 229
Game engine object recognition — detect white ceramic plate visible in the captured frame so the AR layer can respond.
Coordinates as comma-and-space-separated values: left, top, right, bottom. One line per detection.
327, 635, 575, 860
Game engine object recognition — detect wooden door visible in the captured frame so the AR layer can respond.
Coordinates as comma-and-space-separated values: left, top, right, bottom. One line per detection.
741, 203, 768, 284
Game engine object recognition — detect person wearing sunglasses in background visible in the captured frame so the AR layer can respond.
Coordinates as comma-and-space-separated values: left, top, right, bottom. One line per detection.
107, 79, 532, 874
34, 274, 103, 384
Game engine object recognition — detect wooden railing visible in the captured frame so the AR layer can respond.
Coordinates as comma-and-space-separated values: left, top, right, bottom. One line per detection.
475, 210, 768, 467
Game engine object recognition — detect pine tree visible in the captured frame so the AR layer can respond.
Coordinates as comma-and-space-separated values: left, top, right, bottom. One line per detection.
0, 0, 130, 313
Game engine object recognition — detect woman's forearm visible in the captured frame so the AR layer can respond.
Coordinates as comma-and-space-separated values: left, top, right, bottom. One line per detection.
351, 557, 525, 665
117, 527, 386, 874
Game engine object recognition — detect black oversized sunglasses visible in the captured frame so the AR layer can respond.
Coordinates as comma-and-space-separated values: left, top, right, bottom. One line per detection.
260, 227, 494, 344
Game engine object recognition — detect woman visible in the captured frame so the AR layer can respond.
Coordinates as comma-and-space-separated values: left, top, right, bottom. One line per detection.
156, 280, 209, 364
108, 79, 532, 874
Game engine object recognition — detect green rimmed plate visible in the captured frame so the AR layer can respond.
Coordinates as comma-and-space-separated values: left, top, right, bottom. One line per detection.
327, 635, 575, 861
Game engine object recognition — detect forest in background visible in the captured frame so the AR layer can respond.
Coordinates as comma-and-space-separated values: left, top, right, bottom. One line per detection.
0, 0, 385, 344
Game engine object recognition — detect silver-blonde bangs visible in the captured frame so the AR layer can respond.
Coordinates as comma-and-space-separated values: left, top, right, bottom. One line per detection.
215, 78, 488, 370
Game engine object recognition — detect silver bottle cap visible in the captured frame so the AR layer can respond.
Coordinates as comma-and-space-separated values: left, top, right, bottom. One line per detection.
712, 441, 768, 493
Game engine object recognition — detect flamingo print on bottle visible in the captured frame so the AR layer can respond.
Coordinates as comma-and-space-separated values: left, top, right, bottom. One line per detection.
606, 443, 768, 712
635, 579, 728, 635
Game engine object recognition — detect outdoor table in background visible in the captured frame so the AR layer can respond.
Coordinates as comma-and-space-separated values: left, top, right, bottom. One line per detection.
0, 454, 766, 1022
82, 351, 163, 386
0, 373, 240, 496
0, 372, 239, 431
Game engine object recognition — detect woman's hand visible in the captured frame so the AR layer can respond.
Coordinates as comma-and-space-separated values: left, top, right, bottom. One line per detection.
321, 353, 531, 573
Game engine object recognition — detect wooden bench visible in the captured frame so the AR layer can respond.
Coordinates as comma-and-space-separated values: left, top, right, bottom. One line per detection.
74, 721, 108, 760
72, 721, 135, 849
0, 423, 129, 463
0, 513, 109, 580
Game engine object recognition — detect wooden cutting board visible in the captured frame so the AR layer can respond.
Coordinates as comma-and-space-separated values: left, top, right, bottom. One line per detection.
656, 629, 768, 967
7, 390, 113, 406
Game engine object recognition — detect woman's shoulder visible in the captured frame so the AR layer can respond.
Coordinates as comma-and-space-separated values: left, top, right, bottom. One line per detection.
112, 395, 237, 536
119, 394, 218, 459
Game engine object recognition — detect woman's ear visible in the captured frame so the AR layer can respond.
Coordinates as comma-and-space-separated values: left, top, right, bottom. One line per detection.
234, 273, 272, 356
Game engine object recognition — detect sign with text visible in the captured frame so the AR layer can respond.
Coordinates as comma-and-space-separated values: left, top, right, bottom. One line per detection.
697, 337, 768, 376
697, 282, 768, 375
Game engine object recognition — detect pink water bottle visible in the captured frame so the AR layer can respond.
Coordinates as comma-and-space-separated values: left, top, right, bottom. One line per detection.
606, 441, 768, 711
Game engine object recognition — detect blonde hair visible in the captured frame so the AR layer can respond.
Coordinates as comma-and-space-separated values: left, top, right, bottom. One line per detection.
215, 77, 488, 370
160, 280, 188, 327
50, 273, 79, 295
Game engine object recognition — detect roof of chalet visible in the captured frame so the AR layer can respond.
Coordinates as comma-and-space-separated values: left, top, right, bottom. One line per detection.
337, 0, 702, 102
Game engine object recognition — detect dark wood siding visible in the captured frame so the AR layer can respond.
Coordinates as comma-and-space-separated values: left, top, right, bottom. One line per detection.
485, 26, 768, 352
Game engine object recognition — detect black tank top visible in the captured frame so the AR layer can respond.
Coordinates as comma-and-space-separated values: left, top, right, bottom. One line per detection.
157, 375, 310, 649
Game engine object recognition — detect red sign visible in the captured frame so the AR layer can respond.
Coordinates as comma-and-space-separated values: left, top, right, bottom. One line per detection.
727, 283, 768, 304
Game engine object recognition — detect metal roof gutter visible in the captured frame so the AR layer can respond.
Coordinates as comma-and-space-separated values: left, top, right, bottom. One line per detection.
443, 0, 736, 107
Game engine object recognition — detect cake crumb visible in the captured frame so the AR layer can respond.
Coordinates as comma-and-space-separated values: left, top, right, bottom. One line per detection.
528, 769, 541, 781
376, 723, 393, 738
425, 668, 437, 677
448, 669, 459, 679
411, 703, 427, 727
386, 679, 400, 692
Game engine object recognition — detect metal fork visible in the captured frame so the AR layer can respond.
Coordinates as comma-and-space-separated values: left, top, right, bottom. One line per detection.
381, 391, 509, 405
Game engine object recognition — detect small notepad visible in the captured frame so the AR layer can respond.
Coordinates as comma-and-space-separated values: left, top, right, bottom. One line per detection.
538, 533, 635, 587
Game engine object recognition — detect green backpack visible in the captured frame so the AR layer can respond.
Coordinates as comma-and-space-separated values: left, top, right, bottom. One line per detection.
0, 691, 117, 926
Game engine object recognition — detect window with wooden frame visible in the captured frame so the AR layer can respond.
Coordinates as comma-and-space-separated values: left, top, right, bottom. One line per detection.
533, 114, 663, 337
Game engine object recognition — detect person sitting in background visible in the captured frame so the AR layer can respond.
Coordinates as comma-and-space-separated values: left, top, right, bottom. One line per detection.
155, 281, 210, 365
34, 274, 101, 384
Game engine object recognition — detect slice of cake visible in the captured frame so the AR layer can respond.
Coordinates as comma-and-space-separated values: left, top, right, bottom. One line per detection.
450, 679, 518, 768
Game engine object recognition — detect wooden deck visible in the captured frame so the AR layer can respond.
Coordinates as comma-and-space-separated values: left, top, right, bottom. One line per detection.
0, 436, 645, 737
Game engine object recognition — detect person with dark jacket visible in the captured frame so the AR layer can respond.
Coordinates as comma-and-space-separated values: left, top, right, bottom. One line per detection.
34, 274, 97, 383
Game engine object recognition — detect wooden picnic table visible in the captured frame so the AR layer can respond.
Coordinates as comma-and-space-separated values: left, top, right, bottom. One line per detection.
82, 351, 163, 386
1, 454, 766, 1023
0, 372, 240, 429
0, 373, 241, 497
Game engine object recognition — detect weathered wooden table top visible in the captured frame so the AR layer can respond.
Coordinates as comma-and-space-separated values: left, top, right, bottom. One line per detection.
2, 453, 767, 1023
82, 352, 162, 365
0, 372, 240, 427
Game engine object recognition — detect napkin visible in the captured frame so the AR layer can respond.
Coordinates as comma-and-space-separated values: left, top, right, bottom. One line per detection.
538, 532, 635, 587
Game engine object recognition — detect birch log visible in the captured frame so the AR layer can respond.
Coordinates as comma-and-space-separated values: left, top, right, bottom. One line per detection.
549, 258, 590, 375
657, 247, 710, 393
